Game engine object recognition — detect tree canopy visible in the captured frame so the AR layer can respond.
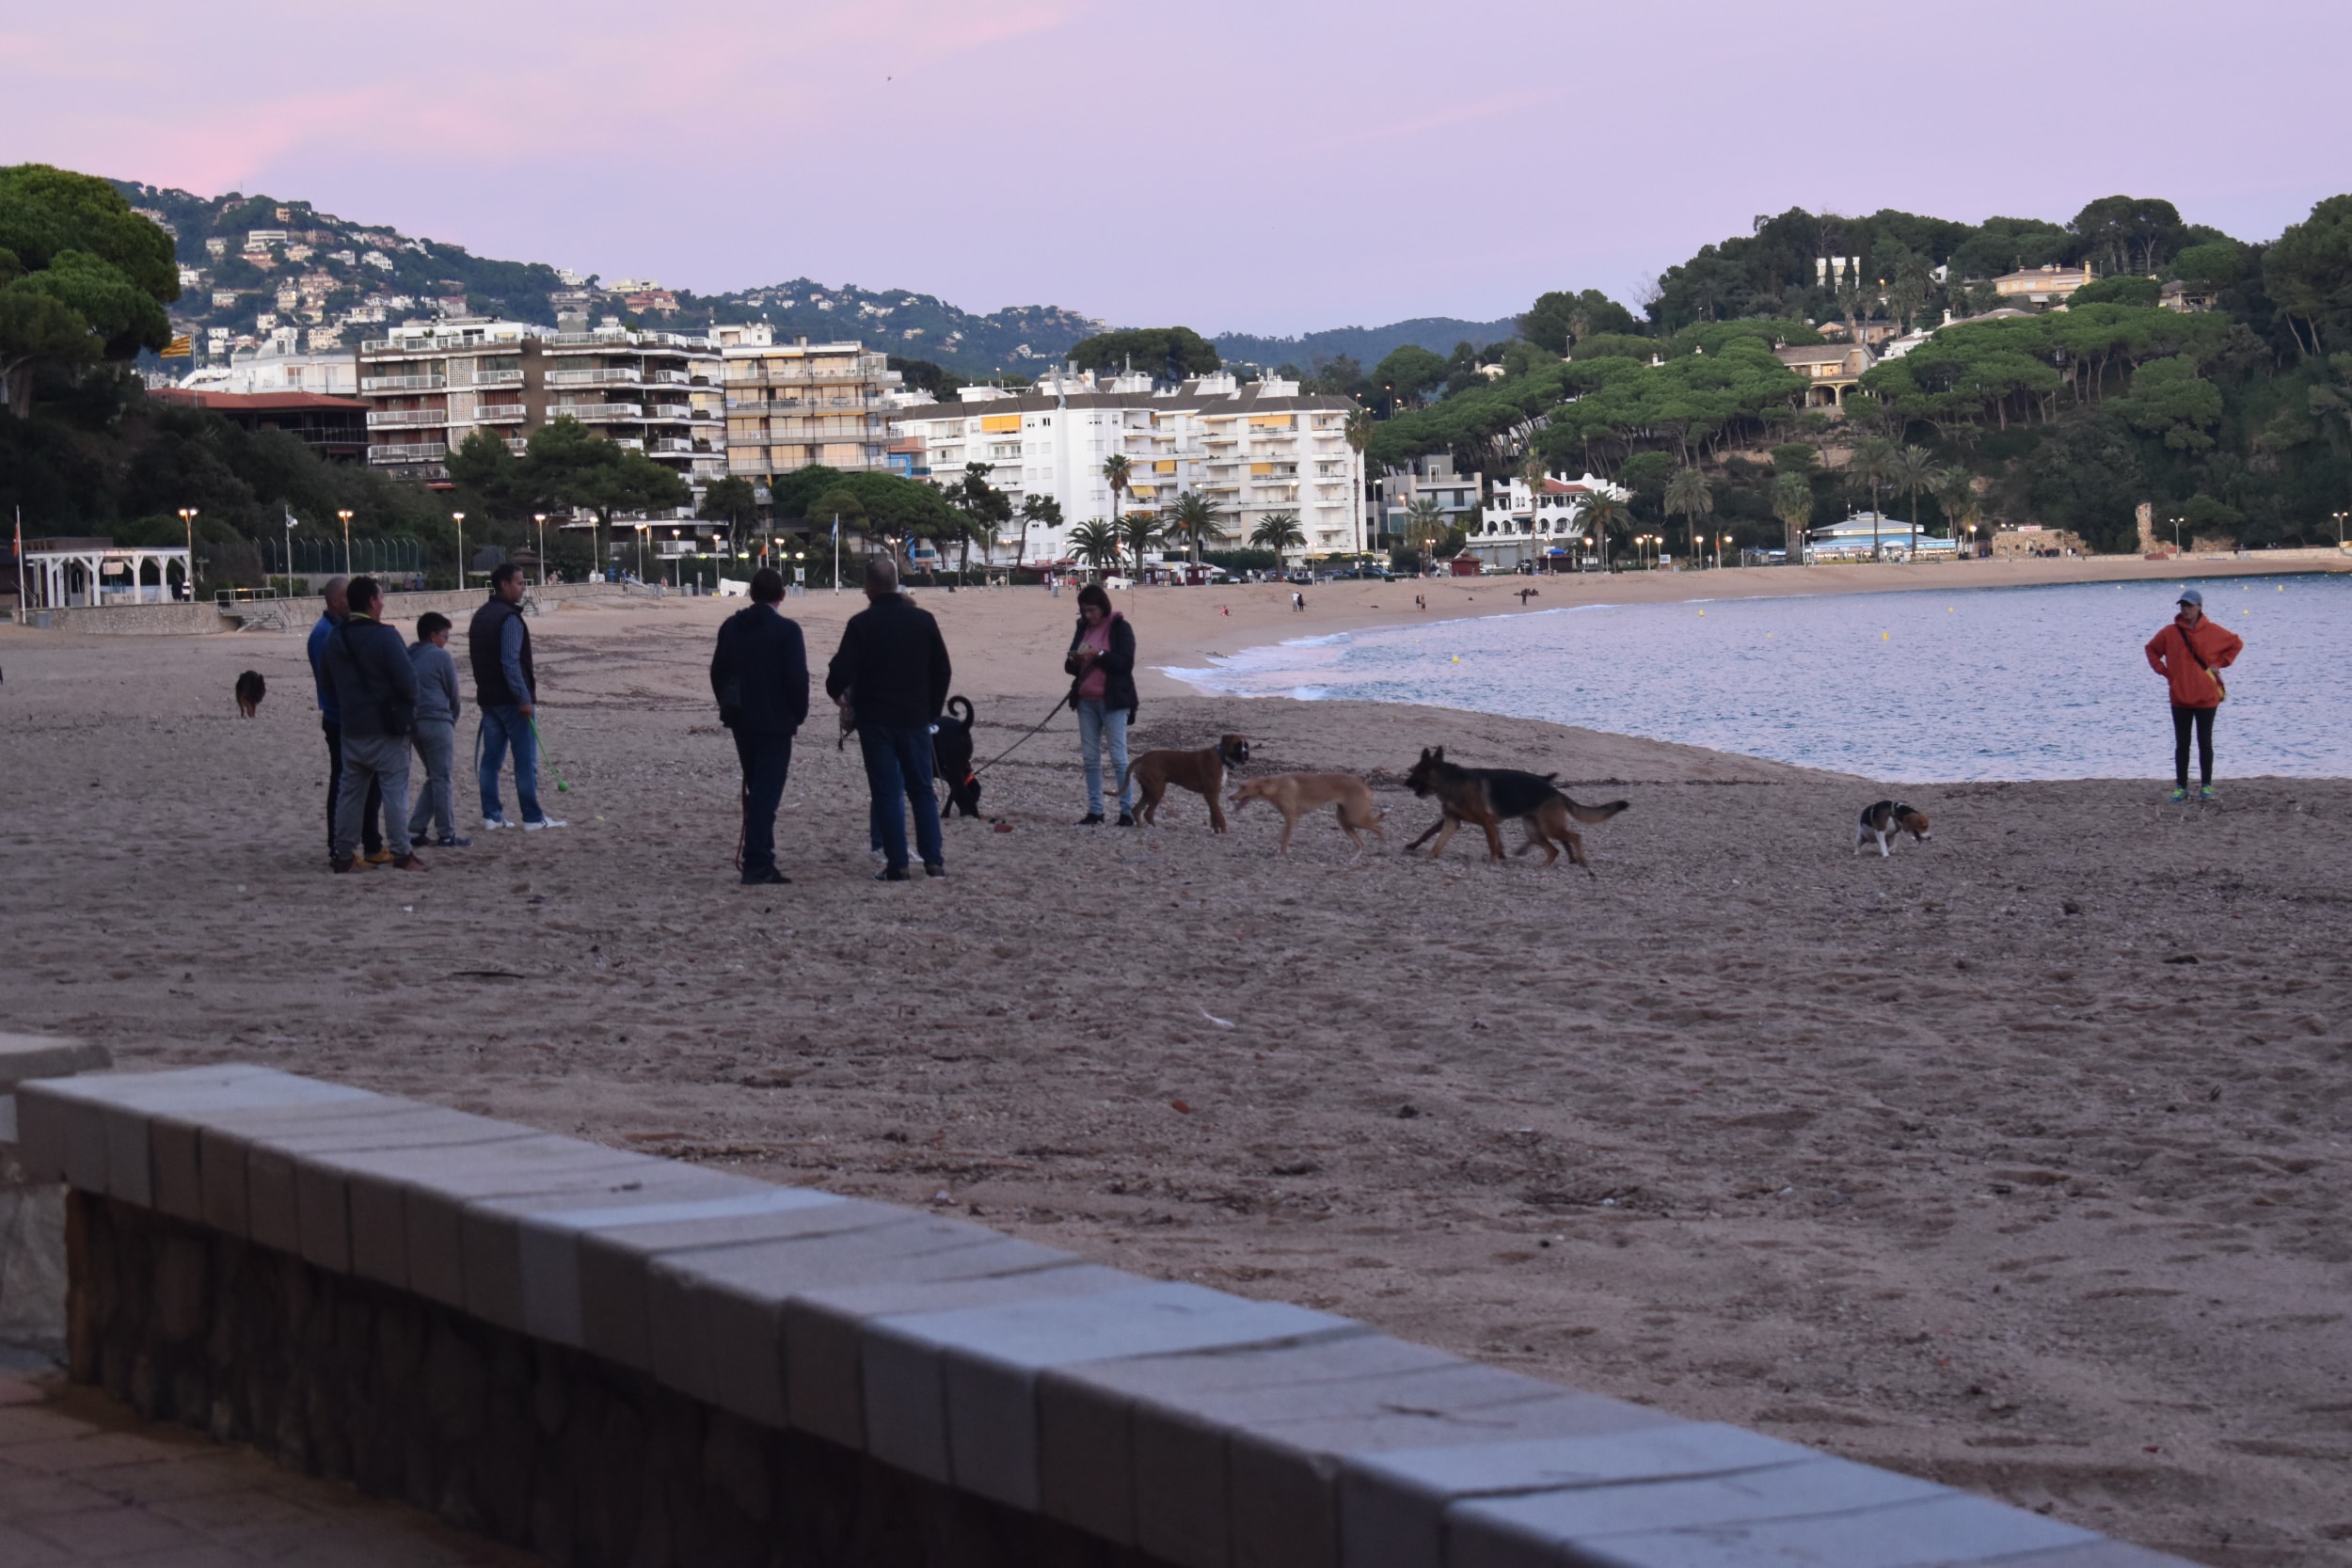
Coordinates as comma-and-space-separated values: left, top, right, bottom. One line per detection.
1, 165, 178, 412
1064, 326, 1218, 380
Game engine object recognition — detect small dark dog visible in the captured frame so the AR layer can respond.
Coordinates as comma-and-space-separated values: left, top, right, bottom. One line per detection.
1854, 800, 1931, 857
234, 671, 266, 718
1124, 734, 1250, 831
931, 696, 981, 817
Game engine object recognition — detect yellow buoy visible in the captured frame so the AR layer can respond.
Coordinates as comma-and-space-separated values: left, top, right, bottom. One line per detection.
1882, 631, 1889, 641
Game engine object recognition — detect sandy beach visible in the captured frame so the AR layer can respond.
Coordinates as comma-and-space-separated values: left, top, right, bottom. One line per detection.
3, 554, 2348, 1566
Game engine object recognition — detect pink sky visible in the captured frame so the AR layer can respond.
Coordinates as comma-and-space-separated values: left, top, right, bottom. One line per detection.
6, 0, 2345, 335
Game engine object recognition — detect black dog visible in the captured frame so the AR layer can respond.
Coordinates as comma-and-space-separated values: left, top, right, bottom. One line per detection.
931, 696, 982, 816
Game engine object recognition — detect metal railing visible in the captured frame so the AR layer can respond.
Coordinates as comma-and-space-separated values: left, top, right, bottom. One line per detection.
369, 442, 448, 464
548, 368, 640, 387
550, 403, 643, 420
473, 404, 528, 423
361, 373, 446, 392
472, 369, 525, 387
366, 410, 450, 429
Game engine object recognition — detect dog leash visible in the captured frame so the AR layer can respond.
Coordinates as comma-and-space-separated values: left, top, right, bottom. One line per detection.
968, 699, 1068, 779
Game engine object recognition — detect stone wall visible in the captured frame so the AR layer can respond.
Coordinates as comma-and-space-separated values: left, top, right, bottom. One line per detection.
13, 1064, 2189, 1568
70, 1193, 1155, 1568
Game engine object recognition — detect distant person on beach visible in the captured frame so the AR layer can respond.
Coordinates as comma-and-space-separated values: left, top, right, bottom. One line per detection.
710, 567, 809, 885
1292, 591, 1305, 612
2145, 587, 2241, 803
469, 563, 563, 832
307, 576, 383, 865
825, 556, 950, 880
405, 612, 466, 848
1064, 581, 1136, 826
321, 576, 422, 873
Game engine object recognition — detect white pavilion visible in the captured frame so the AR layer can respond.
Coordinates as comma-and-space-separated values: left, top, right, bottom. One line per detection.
18, 538, 194, 609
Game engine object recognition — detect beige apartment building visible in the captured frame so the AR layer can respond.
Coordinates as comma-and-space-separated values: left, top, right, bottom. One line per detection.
355, 316, 722, 486
889, 370, 1366, 564
717, 326, 903, 480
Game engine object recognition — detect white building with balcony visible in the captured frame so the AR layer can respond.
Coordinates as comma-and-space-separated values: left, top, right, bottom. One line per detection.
1470, 471, 1626, 569
718, 325, 903, 480
887, 369, 1366, 565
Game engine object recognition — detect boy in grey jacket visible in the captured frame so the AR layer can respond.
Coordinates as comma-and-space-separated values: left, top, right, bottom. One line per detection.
405, 612, 469, 847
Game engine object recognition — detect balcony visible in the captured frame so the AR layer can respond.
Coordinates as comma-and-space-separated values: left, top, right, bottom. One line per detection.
645, 404, 692, 421
613, 438, 644, 451
470, 369, 525, 388
369, 442, 448, 464
650, 437, 694, 454
551, 403, 643, 421
646, 369, 691, 385
474, 404, 528, 424
366, 409, 450, 429
548, 368, 641, 388
361, 373, 445, 392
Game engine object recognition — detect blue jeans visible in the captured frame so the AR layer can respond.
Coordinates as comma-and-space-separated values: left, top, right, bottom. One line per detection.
1078, 699, 1131, 816
858, 722, 943, 871
731, 728, 794, 877
477, 705, 543, 824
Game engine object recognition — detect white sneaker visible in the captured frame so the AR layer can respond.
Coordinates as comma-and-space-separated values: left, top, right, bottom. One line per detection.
483, 816, 512, 831
522, 816, 566, 831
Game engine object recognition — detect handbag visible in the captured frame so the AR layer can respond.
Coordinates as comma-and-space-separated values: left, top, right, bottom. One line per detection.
2177, 622, 2226, 704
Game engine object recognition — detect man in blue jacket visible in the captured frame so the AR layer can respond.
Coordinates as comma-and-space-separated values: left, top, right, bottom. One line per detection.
320, 577, 425, 872
709, 567, 809, 885
825, 556, 951, 881
307, 576, 383, 865
467, 563, 563, 831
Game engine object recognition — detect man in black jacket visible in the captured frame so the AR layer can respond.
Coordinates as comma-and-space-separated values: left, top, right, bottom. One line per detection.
824, 556, 951, 880
710, 567, 810, 885
320, 576, 425, 873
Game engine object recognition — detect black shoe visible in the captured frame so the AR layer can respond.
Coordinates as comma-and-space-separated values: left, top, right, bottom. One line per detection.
876, 866, 911, 882
1116, 812, 1136, 827
1078, 813, 1104, 826
924, 862, 947, 879
741, 865, 789, 885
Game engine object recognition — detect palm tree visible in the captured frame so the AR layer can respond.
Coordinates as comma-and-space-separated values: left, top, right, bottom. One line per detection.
1119, 510, 1163, 574
1846, 436, 1899, 560
1889, 444, 1935, 561
1402, 495, 1449, 575
1069, 518, 1121, 576
1663, 465, 1714, 567
1578, 491, 1628, 570
1931, 465, 1979, 556
1168, 490, 1227, 564
1772, 472, 1815, 566
1344, 406, 1373, 461
1102, 453, 1131, 528
1015, 493, 1061, 571
1249, 510, 1306, 565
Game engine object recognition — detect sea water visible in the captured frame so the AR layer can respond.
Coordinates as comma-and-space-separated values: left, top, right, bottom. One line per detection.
1163, 574, 2352, 782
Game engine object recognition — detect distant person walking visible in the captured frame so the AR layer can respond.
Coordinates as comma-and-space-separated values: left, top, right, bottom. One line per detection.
1292, 590, 1305, 612
1064, 582, 1137, 825
825, 556, 951, 881
405, 611, 466, 848
2145, 587, 2242, 803
469, 563, 563, 832
321, 577, 423, 872
307, 575, 383, 865
710, 567, 809, 885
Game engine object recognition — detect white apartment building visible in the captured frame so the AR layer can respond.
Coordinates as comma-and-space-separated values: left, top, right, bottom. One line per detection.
717, 326, 903, 480
888, 369, 1366, 564
354, 316, 721, 486
1470, 471, 1628, 569
178, 329, 358, 397
1372, 453, 1485, 549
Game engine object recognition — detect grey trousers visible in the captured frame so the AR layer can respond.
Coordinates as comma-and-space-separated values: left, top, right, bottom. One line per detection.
405, 719, 455, 842
335, 732, 413, 863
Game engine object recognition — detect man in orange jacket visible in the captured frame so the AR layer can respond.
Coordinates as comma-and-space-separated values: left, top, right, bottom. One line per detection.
2144, 587, 2242, 803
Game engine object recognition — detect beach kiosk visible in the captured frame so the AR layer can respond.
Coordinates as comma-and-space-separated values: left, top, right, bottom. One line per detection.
18, 537, 193, 609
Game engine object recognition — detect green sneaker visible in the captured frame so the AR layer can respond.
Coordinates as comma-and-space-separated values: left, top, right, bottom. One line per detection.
2199, 784, 2217, 803
2168, 786, 2187, 803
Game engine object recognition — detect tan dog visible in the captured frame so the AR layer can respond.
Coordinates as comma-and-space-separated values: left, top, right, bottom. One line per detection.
1232, 772, 1387, 859
1124, 734, 1250, 831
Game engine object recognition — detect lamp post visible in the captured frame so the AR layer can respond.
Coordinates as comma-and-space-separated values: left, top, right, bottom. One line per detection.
533, 514, 548, 586
452, 512, 466, 591
1717, 532, 1731, 570
177, 508, 198, 601
337, 509, 353, 576
2334, 509, 2347, 547
283, 511, 296, 597
669, 527, 680, 590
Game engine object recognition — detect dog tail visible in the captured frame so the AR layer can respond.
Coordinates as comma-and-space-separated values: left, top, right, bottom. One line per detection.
1119, 758, 1136, 793
1560, 797, 1630, 825
945, 695, 974, 728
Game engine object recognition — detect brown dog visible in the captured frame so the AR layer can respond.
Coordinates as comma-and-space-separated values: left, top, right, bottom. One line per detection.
1124, 734, 1249, 831
1403, 747, 1629, 874
1232, 772, 1387, 859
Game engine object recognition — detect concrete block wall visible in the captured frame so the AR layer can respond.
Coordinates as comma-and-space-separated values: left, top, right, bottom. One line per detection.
9, 1066, 2201, 1568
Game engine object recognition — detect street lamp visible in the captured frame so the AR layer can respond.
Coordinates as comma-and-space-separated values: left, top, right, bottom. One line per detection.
282, 510, 296, 596
177, 508, 198, 600
2334, 509, 2347, 547
337, 509, 353, 576
452, 512, 466, 590
533, 514, 548, 586
1717, 532, 1732, 569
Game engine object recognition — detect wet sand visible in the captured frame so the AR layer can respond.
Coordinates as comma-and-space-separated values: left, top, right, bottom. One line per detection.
2, 576, 2347, 1566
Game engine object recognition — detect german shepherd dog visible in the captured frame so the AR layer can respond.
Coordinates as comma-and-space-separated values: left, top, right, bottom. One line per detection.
931, 696, 982, 816
233, 670, 266, 718
1403, 747, 1629, 874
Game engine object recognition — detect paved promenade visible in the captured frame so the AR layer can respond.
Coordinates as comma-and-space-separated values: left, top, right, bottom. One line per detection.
0, 1362, 539, 1568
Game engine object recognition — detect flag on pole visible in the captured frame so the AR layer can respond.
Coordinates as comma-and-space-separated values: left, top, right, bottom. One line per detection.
163, 335, 194, 358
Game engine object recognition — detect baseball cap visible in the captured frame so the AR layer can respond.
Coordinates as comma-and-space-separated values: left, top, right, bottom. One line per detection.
2177, 588, 2202, 607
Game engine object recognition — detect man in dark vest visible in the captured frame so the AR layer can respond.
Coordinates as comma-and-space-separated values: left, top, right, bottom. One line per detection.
468, 562, 564, 831
709, 567, 809, 884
